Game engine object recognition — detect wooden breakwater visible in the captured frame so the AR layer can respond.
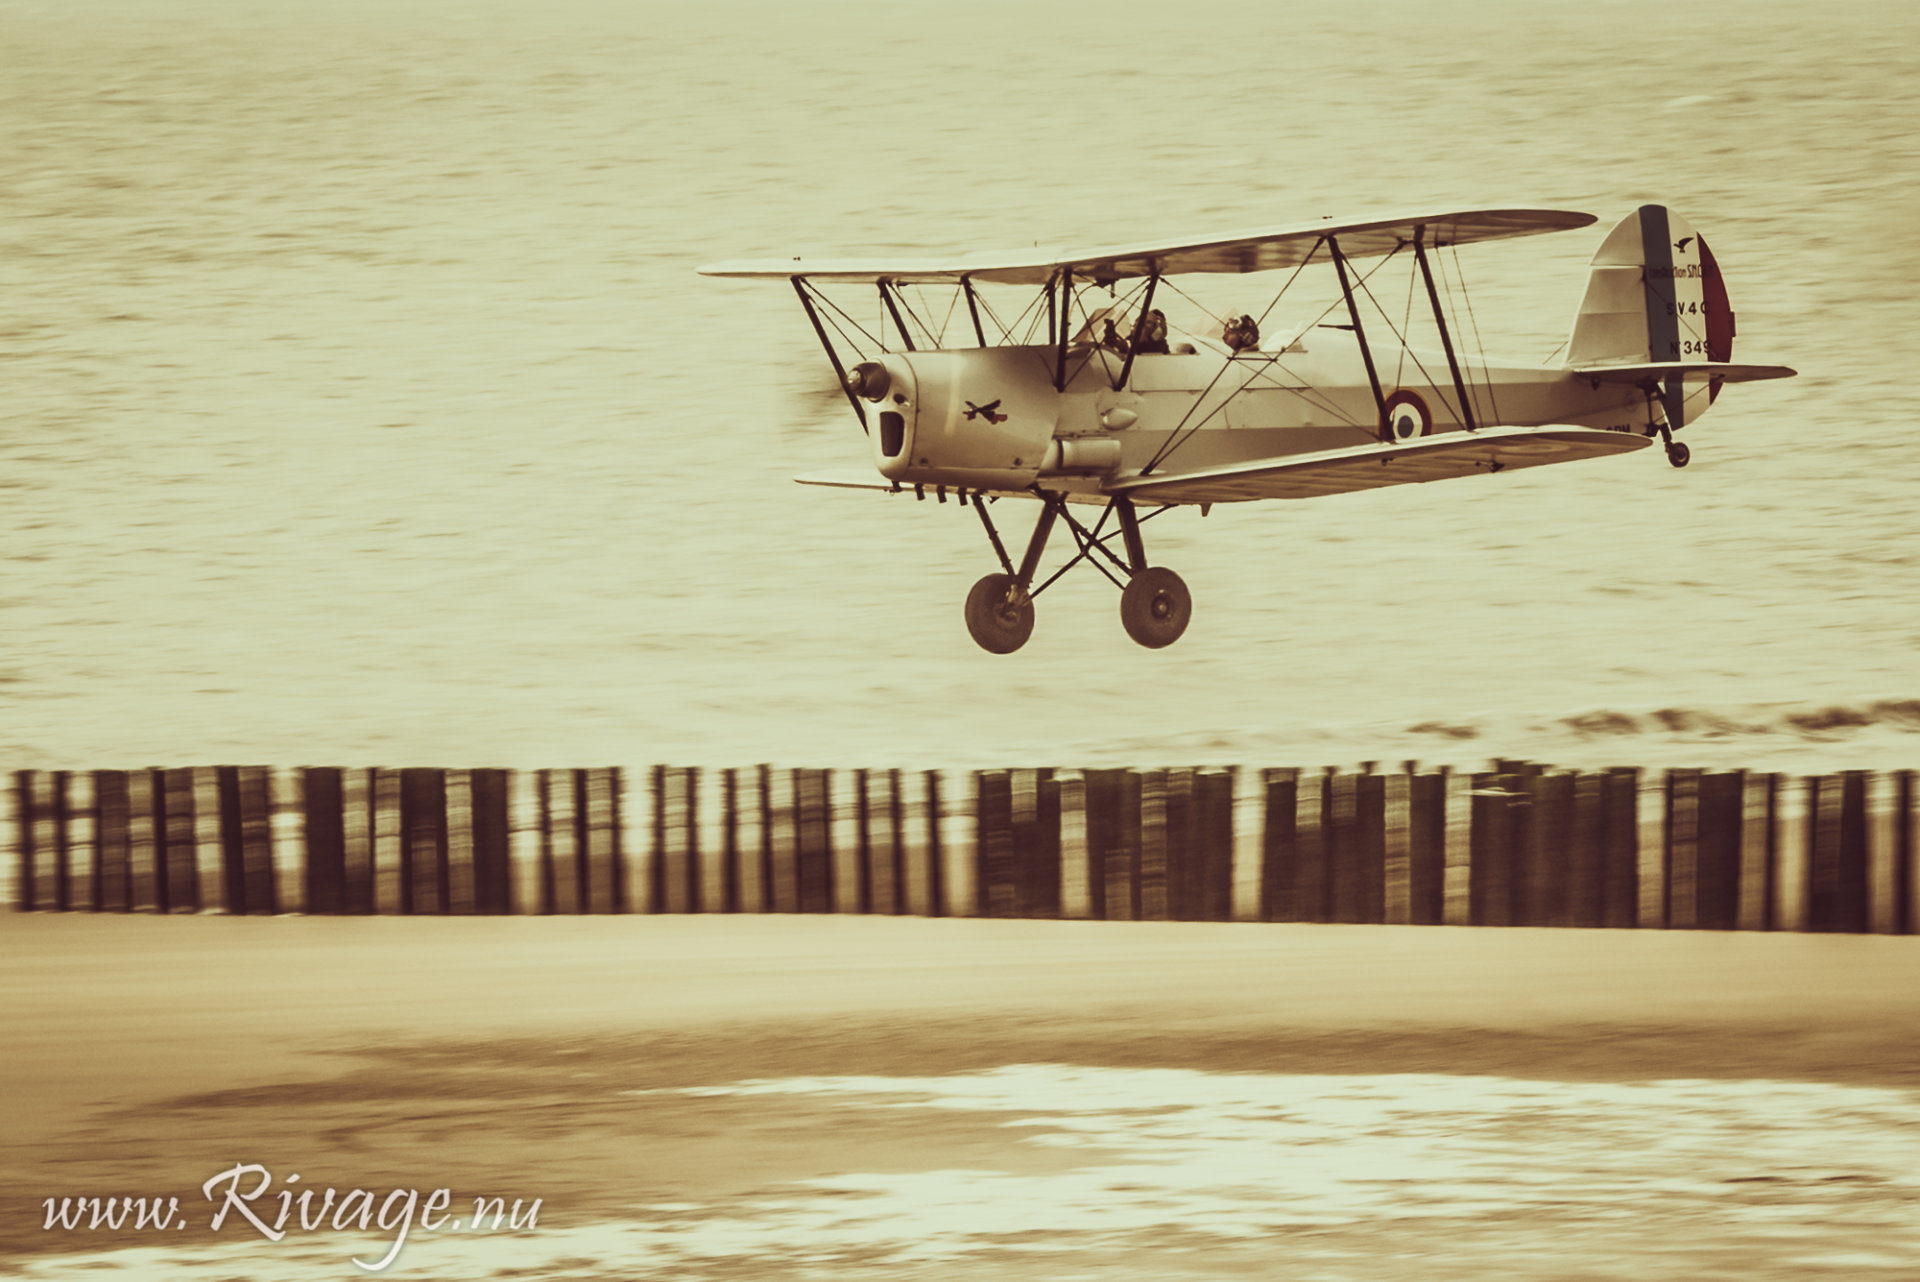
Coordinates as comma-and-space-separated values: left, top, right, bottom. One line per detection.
5, 764, 1917, 933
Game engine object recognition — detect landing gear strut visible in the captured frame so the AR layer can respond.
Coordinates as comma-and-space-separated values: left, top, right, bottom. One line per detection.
963, 493, 1191, 654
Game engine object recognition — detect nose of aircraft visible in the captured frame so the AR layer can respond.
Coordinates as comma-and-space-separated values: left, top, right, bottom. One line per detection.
844, 361, 892, 402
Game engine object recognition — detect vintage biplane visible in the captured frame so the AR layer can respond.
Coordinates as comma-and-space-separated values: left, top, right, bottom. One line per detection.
699, 205, 1794, 653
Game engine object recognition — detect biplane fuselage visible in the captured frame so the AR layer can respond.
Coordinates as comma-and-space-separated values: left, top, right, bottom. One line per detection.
865, 340, 1655, 501
701, 205, 1794, 651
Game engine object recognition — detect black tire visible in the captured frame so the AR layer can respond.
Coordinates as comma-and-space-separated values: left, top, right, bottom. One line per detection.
1120, 566, 1191, 649
964, 573, 1035, 654
1667, 441, 1691, 469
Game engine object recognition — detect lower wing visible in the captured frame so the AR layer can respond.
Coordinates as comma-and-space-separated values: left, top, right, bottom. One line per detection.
1107, 425, 1651, 505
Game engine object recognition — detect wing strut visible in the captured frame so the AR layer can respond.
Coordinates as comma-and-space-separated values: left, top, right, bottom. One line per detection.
879, 281, 916, 352
1115, 270, 1159, 391
962, 277, 987, 347
1413, 232, 1478, 433
1328, 236, 1388, 438
793, 277, 868, 432
1053, 266, 1073, 390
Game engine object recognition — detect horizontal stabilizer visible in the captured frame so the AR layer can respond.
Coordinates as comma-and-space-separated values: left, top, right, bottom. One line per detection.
1110, 425, 1650, 505
1569, 361, 1797, 386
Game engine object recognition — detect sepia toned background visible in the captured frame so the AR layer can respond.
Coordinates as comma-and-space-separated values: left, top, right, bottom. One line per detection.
4, 0, 1919, 1278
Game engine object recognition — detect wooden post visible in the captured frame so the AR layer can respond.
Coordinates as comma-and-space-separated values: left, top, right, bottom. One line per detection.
1295, 771, 1328, 922
1468, 773, 1507, 927
400, 768, 448, 915
373, 768, 406, 914
1696, 771, 1744, 930
128, 769, 156, 911
1738, 772, 1774, 931
1407, 771, 1446, 926
470, 768, 512, 914
719, 767, 742, 912
735, 765, 765, 912
975, 770, 1013, 917
1007, 768, 1060, 919
537, 769, 560, 914
1567, 772, 1603, 928
509, 769, 543, 915
45, 771, 71, 912
444, 770, 474, 915
1526, 772, 1572, 928
304, 767, 347, 915
6, 771, 27, 911
1231, 766, 1264, 922
697, 765, 727, 914
582, 768, 615, 913
1355, 770, 1386, 925
1636, 770, 1665, 929
1602, 768, 1641, 929
935, 768, 968, 916
1194, 768, 1234, 922
794, 768, 833, 913
1058, 770, 1091, 919
766, 766, 797, 912
1326, 770, 1361, 923
1804, 774, 1868, 932
39, 771, 72, 911
98, 770, 133, 912
1839, 771, 1871, 933
1664, 769, 1701, 929
160, 768, 197, 912
832, 768, 863, 914
1083, 769, 1132, 920
1163, 769, 1196, 920
1442, 770, 1472, 926
241, 767, 277, 914
15, 772, 49, 911
1139, 769, 1168, 921
898, 768, 934, 916
1384, 771, 1410, 926
1896, 770, 1916, 936
1259, 768, 1298, 921
863, 767, 905, 915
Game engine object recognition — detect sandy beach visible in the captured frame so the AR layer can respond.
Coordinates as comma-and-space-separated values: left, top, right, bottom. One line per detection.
5, 915, 1920, 1277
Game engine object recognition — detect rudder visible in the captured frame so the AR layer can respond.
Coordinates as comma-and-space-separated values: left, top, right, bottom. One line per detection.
1567, 205, 1736, 426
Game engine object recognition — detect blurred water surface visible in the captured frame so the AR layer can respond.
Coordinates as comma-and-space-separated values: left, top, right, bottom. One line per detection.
3, 0, 1915, 769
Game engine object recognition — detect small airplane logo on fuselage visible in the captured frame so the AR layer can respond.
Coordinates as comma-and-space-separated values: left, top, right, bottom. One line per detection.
964, 399, 1008, 424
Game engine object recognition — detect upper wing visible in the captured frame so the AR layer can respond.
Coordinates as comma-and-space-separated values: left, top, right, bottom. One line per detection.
1108, 425, 1651, 505
698, 208, 1596, 285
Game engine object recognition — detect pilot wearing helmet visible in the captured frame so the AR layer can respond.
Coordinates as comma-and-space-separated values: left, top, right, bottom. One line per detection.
1223, 313, 1260, 352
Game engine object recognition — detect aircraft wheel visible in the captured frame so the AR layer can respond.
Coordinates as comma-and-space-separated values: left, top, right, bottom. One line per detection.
1120, 567, 1191, 649
1667, 441, 1691, 468
965, 573, 1035, 654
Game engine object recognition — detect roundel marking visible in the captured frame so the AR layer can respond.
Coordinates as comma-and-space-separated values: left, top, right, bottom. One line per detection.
1382, 389, 1432, 443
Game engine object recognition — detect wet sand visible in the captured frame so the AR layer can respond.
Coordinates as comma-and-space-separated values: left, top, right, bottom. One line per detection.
5, 916, 1919, 1276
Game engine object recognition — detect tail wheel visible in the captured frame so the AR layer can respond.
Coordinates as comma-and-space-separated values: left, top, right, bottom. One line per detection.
1120, 567, 1191, 649
965, 573, 1035, 654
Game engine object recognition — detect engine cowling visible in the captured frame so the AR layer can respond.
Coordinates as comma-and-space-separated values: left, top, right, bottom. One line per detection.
870, 348, 1057, 490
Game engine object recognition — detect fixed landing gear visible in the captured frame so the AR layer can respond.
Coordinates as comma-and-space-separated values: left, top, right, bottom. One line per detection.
1666, 440, 1691, 468
1120, 566, 1191, 649
963, 492, 1191, 654
964, 573, 1034, 653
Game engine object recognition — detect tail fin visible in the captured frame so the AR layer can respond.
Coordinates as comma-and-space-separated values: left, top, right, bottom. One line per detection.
1567, 205, 1737, 426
